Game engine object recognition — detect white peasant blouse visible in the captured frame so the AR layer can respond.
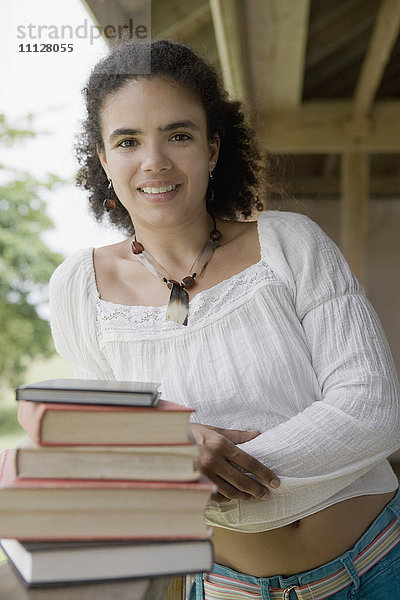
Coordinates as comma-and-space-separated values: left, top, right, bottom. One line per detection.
49, 211, 400, 532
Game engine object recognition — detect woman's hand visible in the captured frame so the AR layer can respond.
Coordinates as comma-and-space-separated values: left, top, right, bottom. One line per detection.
188, 423, 280, 502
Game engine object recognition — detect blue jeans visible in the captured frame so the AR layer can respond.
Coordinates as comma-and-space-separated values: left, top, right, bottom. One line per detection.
190, 488, 400, 599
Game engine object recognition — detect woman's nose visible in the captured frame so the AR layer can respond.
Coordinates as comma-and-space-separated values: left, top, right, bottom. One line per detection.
141, 143, 172, 172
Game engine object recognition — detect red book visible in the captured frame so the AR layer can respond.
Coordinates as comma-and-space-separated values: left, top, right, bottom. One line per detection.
0, 449, 214, 540
17, 399, 193, 446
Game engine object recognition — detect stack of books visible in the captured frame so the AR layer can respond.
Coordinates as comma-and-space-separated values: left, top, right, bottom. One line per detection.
0, 378, 214, 586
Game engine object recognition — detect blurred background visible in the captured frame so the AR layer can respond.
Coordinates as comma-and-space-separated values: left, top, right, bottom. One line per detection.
0, 0, 122, 449
1, 0, 399, 481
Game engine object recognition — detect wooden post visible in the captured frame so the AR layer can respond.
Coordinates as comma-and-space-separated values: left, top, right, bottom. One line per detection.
209, 0, 249, 104
165, 575, 186, 600
340, 152, 370, 287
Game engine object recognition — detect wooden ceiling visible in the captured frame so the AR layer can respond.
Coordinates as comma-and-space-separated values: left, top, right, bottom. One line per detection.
81, 0, 400, 282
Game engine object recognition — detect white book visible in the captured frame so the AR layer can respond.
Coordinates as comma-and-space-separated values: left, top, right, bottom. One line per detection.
15, 437, 200, 481
0, 538, 213, 586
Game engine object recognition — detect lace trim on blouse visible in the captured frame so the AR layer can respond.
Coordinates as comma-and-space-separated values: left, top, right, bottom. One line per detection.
96, 259, 279, 341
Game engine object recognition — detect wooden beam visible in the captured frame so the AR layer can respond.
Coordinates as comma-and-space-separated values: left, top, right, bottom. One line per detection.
353, 0, 400, 117
258, 101, 400, 153
285, 175, 400, 197
157, 3, 211, 40
246, 0, 310, 110
306, 0, 377, 69
340, 153, 370, 286
81, 0, 126, 33
305, 28, 371, 96
209, 0, 248, 103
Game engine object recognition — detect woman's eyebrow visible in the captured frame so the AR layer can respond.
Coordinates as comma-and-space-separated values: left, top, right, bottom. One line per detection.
161, 120, 199, 132
108, 120, 199, 144
108, 128, 140, 144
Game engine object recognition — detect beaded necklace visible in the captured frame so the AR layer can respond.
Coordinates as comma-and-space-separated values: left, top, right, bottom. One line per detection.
131, 216, 222, 326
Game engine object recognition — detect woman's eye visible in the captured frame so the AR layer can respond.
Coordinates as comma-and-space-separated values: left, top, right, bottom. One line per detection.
170, 133, 191, 142
119, 139, 138, 148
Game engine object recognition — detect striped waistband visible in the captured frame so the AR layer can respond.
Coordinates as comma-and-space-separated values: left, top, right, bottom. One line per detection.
203, 517, 400, 600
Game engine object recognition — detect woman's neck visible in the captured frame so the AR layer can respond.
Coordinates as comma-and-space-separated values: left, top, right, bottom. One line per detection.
130, 212, 216, 273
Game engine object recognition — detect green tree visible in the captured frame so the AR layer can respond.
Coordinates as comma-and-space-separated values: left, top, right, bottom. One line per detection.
0, 114, 65, 388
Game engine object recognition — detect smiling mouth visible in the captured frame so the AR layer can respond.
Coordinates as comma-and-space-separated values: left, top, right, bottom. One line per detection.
139, 184, 179, 194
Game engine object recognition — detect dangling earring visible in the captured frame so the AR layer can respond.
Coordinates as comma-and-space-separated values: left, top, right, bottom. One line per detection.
103, 179, 117, 212
206, 163, 216, 203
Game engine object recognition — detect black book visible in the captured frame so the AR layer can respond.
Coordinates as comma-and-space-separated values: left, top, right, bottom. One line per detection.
15, 379, 161, 407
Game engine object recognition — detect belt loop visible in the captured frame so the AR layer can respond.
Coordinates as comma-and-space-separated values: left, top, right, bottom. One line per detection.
195, 572, 204, 600
340, 554, 360, 590
387, 488, 400, 520
260, 578, 273, 600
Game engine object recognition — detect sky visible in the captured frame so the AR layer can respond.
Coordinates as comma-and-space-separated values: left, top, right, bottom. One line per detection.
0, 0, 126, 257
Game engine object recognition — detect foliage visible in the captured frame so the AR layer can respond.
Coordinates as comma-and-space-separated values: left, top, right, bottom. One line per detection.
0, 114, 65, 387
0, 401, 23, 446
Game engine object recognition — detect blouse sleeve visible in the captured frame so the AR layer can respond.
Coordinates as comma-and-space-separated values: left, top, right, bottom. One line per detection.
49, 248, 115, 380
238, 211, 400, 499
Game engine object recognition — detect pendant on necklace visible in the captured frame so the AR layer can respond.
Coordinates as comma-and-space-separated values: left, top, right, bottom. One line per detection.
165, 282, 189, 326
131, 216, 222, 326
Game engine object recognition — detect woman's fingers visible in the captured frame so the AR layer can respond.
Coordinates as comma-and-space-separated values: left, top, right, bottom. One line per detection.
211, 491, 229, 502
225, 443, 280, 490
202, 454, 272, 500
190, 423, 258, 445
190, 423, 280, 500
205, 429, 280, 492
205, 474, 255, 502
208, 426, 261, 445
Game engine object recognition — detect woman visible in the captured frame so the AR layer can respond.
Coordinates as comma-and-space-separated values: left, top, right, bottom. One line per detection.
49, 39, 400, 599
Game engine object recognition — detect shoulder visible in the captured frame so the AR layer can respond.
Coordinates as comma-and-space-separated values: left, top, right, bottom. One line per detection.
49, 248, 113, 378
257, 210, 342, 265
217, 217, 258, 238
91, 239, 132, 280
49, 248, 99, 355
257, 210, 360, 315
258, 210, 327, 249
217, 217, 259, 250
216, 219, 260, 267
50, 247, 94, 280
49, 247, 97, 305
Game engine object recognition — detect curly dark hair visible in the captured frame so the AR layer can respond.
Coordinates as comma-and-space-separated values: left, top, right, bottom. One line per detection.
75, 39, 266, 235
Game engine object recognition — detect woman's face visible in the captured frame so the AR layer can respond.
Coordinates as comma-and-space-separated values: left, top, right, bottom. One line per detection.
97, 76, 220, 231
